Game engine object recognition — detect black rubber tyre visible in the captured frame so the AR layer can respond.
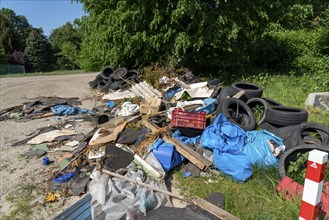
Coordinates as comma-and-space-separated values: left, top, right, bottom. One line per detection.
97, 81, 110, 93
112, 68, 128, 80
265, 106, 308, 126
278, 144, 328, 179
100, 66, 115, 79
216, 87, 230, 104
259, 121, 282, 132
263, 98, 282, 106
216, 98, 256, 131
269, 124, 301, 150
88, 74, 103, 88
246, 98, 269, 125
108, 81, 121, 90
229, 82, 263, 100
291, 122, 329, 147
128, 69, 139, 76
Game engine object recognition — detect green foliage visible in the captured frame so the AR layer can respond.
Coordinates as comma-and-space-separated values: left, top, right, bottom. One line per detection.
24, 29, 52, 72
0, 12, 14, 54
49, 22, 82, 70
75, 0, 277, 71
0, 8, 32, 53
287, 152, 308, 184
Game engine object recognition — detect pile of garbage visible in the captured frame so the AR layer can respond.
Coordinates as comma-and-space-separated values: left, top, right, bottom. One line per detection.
3, 67, 329, 219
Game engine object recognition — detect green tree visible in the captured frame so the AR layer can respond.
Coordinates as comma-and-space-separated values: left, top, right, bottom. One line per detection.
75, 0, 279, 71
49, 21, 81, 69
0, 8, 32, 52
0, 13, 14, 54
25, 29, 52, 72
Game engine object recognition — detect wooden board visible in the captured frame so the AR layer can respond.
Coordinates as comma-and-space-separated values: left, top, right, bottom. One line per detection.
192, 196, 240, 220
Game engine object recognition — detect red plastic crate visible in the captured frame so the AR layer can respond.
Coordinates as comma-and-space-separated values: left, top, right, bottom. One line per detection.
170, 108, 206, 130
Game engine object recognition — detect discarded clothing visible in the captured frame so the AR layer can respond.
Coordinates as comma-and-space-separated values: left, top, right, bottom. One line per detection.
51, 105, 94, 116
150, 138, 184, 172
200, 114, 252, 182
243, 130, 284, 166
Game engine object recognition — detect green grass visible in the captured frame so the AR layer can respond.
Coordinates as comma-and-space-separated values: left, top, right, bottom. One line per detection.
175, 167, 301, 219
0, 69, 92, 78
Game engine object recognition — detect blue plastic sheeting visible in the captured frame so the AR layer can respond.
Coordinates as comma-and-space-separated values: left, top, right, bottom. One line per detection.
173, 129, 200, 145
150, 138, 184, 172
200, 114, 252, 182
243, 130, 284, 167
105, 100, 116, 108
195, 98, 217, 114
51, 105, 95, 116
53, 172, 75, 183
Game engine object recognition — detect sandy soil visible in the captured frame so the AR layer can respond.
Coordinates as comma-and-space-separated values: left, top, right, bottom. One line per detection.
0, 73, 101, 219
0, 73, 186, 219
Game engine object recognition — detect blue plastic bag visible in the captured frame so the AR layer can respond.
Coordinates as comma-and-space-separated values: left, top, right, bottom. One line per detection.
243, 130, 284, 167
150, 138, 184, 172
200, 114, 252, 181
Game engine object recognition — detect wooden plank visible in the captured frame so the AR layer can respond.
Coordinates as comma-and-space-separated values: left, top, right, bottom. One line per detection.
192, 196, 240, 220
232, 90, 245, 99
163, 136, 212, 171
31, 112, 53, 119
142, 119, 212, 171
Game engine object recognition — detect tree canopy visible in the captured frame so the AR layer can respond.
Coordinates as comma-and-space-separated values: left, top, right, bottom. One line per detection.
24, 29, 52, 72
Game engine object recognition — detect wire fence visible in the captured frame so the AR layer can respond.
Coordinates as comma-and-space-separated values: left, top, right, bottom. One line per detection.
0, 64, 25, 74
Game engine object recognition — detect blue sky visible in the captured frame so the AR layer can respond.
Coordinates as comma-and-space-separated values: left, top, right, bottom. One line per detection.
0, 0, 85, 36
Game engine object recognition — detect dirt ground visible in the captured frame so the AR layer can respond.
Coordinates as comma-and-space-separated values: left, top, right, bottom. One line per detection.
0, 73, 101, 219
0, 73, 186, 219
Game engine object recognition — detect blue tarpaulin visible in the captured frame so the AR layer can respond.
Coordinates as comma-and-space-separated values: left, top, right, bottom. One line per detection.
200, 114, 252, 182
51, 105, 95, 116
150, 138, 184, 172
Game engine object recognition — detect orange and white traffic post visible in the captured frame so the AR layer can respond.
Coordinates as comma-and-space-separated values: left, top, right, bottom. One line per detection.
299, 149, 328, 220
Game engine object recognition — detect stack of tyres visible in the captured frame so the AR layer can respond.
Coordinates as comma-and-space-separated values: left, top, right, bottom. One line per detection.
89, 66, 140, 93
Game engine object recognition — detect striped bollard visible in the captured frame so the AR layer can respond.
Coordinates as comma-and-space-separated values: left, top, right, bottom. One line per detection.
299, 149, 328, 220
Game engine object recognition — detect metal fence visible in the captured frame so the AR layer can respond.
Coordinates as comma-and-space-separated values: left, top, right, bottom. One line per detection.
0, 64, 25, 74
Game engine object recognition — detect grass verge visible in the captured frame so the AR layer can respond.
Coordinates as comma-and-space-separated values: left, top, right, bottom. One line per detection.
175, 167, 301, 219
0, 70, 91, 78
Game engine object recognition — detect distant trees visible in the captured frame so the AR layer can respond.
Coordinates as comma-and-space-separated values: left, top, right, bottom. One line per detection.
0, 8, 83, 72
49, 21, 82, 69
24, 29, 52, 72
